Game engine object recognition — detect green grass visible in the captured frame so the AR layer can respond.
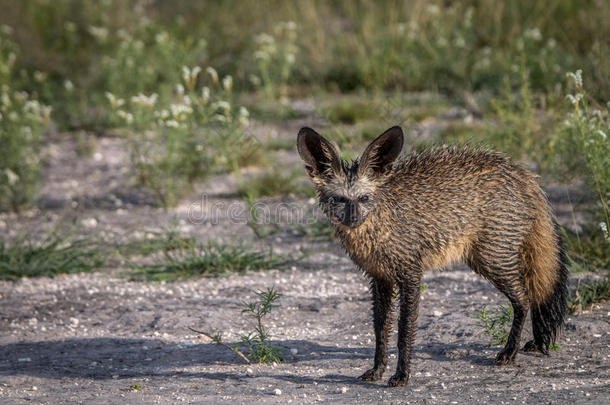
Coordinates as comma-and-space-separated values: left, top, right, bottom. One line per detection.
129, 240, 286, 281
325, 99, 376, 125
0, 234, 104, 280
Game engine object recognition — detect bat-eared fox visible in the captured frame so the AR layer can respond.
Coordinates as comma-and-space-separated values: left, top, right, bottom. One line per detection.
297, 126, 568, 387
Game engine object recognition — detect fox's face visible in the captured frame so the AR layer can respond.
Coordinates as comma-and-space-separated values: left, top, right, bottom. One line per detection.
297, 126, 404, 229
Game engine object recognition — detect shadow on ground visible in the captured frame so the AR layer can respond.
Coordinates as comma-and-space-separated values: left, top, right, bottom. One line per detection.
0, 336, 519, 383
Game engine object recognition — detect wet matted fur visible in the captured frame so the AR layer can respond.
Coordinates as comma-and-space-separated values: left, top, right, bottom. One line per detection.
297, 126, 568, 387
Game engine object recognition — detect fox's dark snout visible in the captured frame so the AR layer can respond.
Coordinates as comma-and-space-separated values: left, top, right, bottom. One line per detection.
339, 200, 361, 227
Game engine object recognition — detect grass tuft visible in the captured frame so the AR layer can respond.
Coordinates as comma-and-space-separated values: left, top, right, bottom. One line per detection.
325, 99, 376, 125
129, 240, 286, 282
0, 234, 104, 280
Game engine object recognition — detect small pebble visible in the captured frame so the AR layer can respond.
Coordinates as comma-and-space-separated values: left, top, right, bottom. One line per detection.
273, 388, 282, 396
290, 348, 298, 355
82, 218, 98, 228
340, 387, 348, 394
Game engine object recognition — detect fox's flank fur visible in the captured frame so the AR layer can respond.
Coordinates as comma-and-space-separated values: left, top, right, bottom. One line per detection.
297, 126, 568, 387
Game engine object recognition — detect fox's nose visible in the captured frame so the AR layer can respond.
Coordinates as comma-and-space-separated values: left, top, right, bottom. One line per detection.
340, 200, 360, 226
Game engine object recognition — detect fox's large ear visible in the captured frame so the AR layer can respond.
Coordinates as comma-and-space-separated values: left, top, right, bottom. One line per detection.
358, 126, 404, 176
297, 127, 342, 178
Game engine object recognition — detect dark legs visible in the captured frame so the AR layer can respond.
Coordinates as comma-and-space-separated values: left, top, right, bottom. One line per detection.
522, 309, 550, 355
388, 273, 422, 387
494, 295, 529, 365
359, 278, 394, 381
468, 248, 531, 365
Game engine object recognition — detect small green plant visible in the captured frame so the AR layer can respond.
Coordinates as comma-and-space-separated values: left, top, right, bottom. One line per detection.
189, 287, 283, 364
239, 287, 283, 364
0, 233, 104, 280
420, 283, 428, 293
74, 131, 97, 157
569, 274, 610, 314
129, 383, 142, 392
129, 240, 286, 281
479, 305, 513, 346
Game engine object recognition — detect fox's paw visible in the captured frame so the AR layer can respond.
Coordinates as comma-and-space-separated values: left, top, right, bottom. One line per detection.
522, 340, 549, 355
494, 347, 517, 365
359, 368, 384, 382
387, 373, 409, 387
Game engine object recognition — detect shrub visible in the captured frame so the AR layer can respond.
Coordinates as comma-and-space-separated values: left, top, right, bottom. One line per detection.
110, 65, 256, 207
252, 21, 298, 102
551, 71, 609, 269
556, 71, 609, 226
0, 26, 51, 212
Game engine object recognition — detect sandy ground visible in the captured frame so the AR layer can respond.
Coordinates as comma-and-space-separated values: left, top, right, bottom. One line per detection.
0, 104, 608, 404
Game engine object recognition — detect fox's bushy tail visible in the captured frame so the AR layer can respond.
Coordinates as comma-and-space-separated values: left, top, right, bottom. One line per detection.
523, 219, 569, 353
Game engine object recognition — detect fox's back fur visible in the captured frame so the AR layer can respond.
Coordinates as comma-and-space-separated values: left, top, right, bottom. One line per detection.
297, 126, 568, 387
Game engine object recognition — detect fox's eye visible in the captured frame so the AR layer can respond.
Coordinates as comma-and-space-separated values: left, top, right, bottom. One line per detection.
359, 195, 370, 203
329, 196, 347, 204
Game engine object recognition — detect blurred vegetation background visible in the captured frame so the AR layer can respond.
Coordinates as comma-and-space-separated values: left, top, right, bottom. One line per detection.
0, 0, 607, 287
1, 0, 608, 126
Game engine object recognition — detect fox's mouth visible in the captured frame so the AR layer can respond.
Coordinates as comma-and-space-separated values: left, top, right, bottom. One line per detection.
335, 215, 365, 229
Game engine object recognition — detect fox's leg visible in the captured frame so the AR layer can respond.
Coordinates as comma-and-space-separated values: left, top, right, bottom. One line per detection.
468, 248, 530, 365
495, 291, 529, 365
388, 272, 422, 387
360, 277, 394, 381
